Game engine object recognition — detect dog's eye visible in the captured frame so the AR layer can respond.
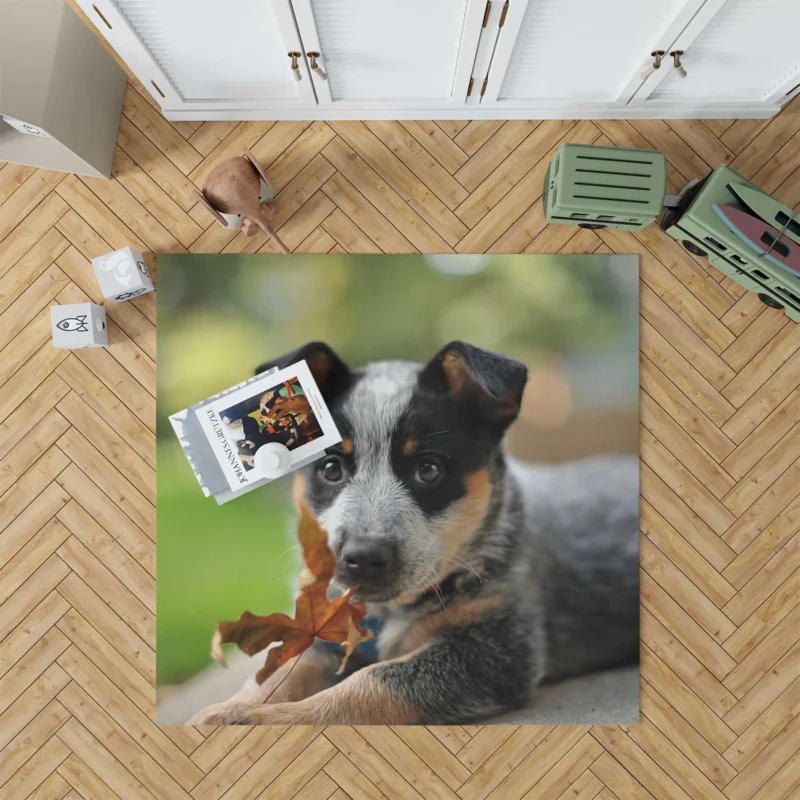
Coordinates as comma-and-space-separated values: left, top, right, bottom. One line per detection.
414, 458, 443, 487
319, 456, 344, 483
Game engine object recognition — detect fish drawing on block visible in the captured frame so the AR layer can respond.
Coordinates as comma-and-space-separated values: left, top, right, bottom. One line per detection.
57, 315, 89, 333
713, 204, 800, 277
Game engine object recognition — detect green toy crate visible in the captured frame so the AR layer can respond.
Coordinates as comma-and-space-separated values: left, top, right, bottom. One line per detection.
661, 165, 800, 323
544, 143, 667, 231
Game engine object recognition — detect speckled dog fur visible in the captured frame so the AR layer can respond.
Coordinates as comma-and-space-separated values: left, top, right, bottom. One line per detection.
189, 341, 638, 726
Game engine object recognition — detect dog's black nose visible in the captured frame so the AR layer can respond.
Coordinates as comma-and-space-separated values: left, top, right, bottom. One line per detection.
340, 539, 395, 585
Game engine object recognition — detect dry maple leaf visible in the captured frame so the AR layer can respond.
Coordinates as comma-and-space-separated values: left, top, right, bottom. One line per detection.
297, 500, 335, 584
211, 504, 373, 684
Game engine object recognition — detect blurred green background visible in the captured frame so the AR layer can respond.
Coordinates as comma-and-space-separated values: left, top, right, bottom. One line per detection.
156, 254, 639, 688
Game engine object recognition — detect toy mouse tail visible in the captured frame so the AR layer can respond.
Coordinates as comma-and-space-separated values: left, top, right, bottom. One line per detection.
256, 217, 290, 254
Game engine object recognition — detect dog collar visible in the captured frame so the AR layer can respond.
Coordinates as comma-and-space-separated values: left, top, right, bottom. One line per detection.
403, 570, 468, 611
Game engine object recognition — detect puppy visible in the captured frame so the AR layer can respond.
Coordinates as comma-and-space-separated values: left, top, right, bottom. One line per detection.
190, 341, 639, 725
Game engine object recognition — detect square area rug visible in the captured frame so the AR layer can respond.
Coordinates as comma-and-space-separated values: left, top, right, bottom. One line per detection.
155, 253, 640, 726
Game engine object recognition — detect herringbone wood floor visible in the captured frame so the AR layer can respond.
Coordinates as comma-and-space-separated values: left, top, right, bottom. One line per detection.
2, 63, 800, 799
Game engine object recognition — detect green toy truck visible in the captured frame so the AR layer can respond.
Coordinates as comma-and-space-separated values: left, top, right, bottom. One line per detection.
544, 143, 800, 322
544, 143, 667, 231
660, 165, 800, 322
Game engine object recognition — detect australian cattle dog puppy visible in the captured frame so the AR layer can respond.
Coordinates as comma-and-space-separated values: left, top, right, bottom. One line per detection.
190, 341, 639, 725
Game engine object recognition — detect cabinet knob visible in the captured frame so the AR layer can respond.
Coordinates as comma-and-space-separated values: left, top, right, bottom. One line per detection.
307, 52, 328, 81
670, 50, 687, 79
641, 50, 665, 81
288, 52, 302, 81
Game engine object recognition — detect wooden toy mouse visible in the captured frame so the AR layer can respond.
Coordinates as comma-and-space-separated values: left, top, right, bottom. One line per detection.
197, 149, 289, 253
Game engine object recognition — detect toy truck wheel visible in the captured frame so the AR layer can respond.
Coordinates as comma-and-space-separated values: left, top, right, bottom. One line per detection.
682, 240, 707, 257
578, 223, 606, 230
758, 293, 785, 310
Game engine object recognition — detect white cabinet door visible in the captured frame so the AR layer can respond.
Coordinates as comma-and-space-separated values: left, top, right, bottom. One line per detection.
479, 0, 707, 110
632, 0, 800, 108
75, 0, 316, 112
290, 0, 486, 110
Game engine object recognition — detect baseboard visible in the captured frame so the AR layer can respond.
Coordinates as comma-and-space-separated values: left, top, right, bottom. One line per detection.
163, 103, 779, 122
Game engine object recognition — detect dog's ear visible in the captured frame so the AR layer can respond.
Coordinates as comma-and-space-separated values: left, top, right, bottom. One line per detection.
255, 342, 350, 400
419, 341, 527, 430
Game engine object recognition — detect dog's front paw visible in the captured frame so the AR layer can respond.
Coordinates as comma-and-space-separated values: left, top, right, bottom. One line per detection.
232, 701, 310, 725
188, 701, 254, 726
232, 704, 279, 725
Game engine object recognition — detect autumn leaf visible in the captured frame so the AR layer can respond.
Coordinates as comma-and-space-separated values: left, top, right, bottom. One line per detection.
211, 504, 373, 684
297, 502, 335, 583
337, 615, 373, 676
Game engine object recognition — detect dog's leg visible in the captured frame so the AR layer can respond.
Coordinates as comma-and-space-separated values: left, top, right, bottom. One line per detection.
235, 611, 537, 725
202, 652, 422, 726
188, 644, 340, 725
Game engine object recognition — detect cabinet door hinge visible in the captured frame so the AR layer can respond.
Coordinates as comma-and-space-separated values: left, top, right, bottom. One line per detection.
482, 0, 492, 27
499, 1, 509, 27
467, 77, 475, 97
480, 77, 488, 97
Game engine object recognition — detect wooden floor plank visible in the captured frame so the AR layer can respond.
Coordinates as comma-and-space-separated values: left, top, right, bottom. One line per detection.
0, 170, 66, 243
0, 265, 70, 352
642, 501, 736, 611
56, 716, 159, 800
724, 535, 800, 625
111, 148, 202, 249
56, 571, 155, 683
0, 697, 71, 790
401, 121, 470, 174
453, 120, 506, 155
640, 356, 735, 464
263, 121, 336, 191
56, 649, 202, 792
640, 680, 737, 789
249, 121, 312, 177
364, 120, 469, 210
56, 535, 153, 644
57, 752, 121, 800
0, 481, 70, 569
55, 464, 153, 575
641, 392, 735, 499
187, 121, 239, 158
0, 163, 36, 206
639, 643, 736, 751
453, 121, 539, 192
0, 229, 68, 317
641, 535, 737, 643
725, 568, 800, 673
667, 119, 735, 170
116, 116, 200, 212
57, 500, 155, 613
323, 138, 449, 252
454, 119, 581, 230
121, 85, 201, 175
326, 126, 463, 249
0, 193, 69, 281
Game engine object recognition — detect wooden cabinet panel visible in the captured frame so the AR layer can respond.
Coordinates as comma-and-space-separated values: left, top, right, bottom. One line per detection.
647, 0, 800, 104
74, 0, 795, 119
75, 0, 316, 111
291, 0, 486, 107
483, 0, 706, 105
